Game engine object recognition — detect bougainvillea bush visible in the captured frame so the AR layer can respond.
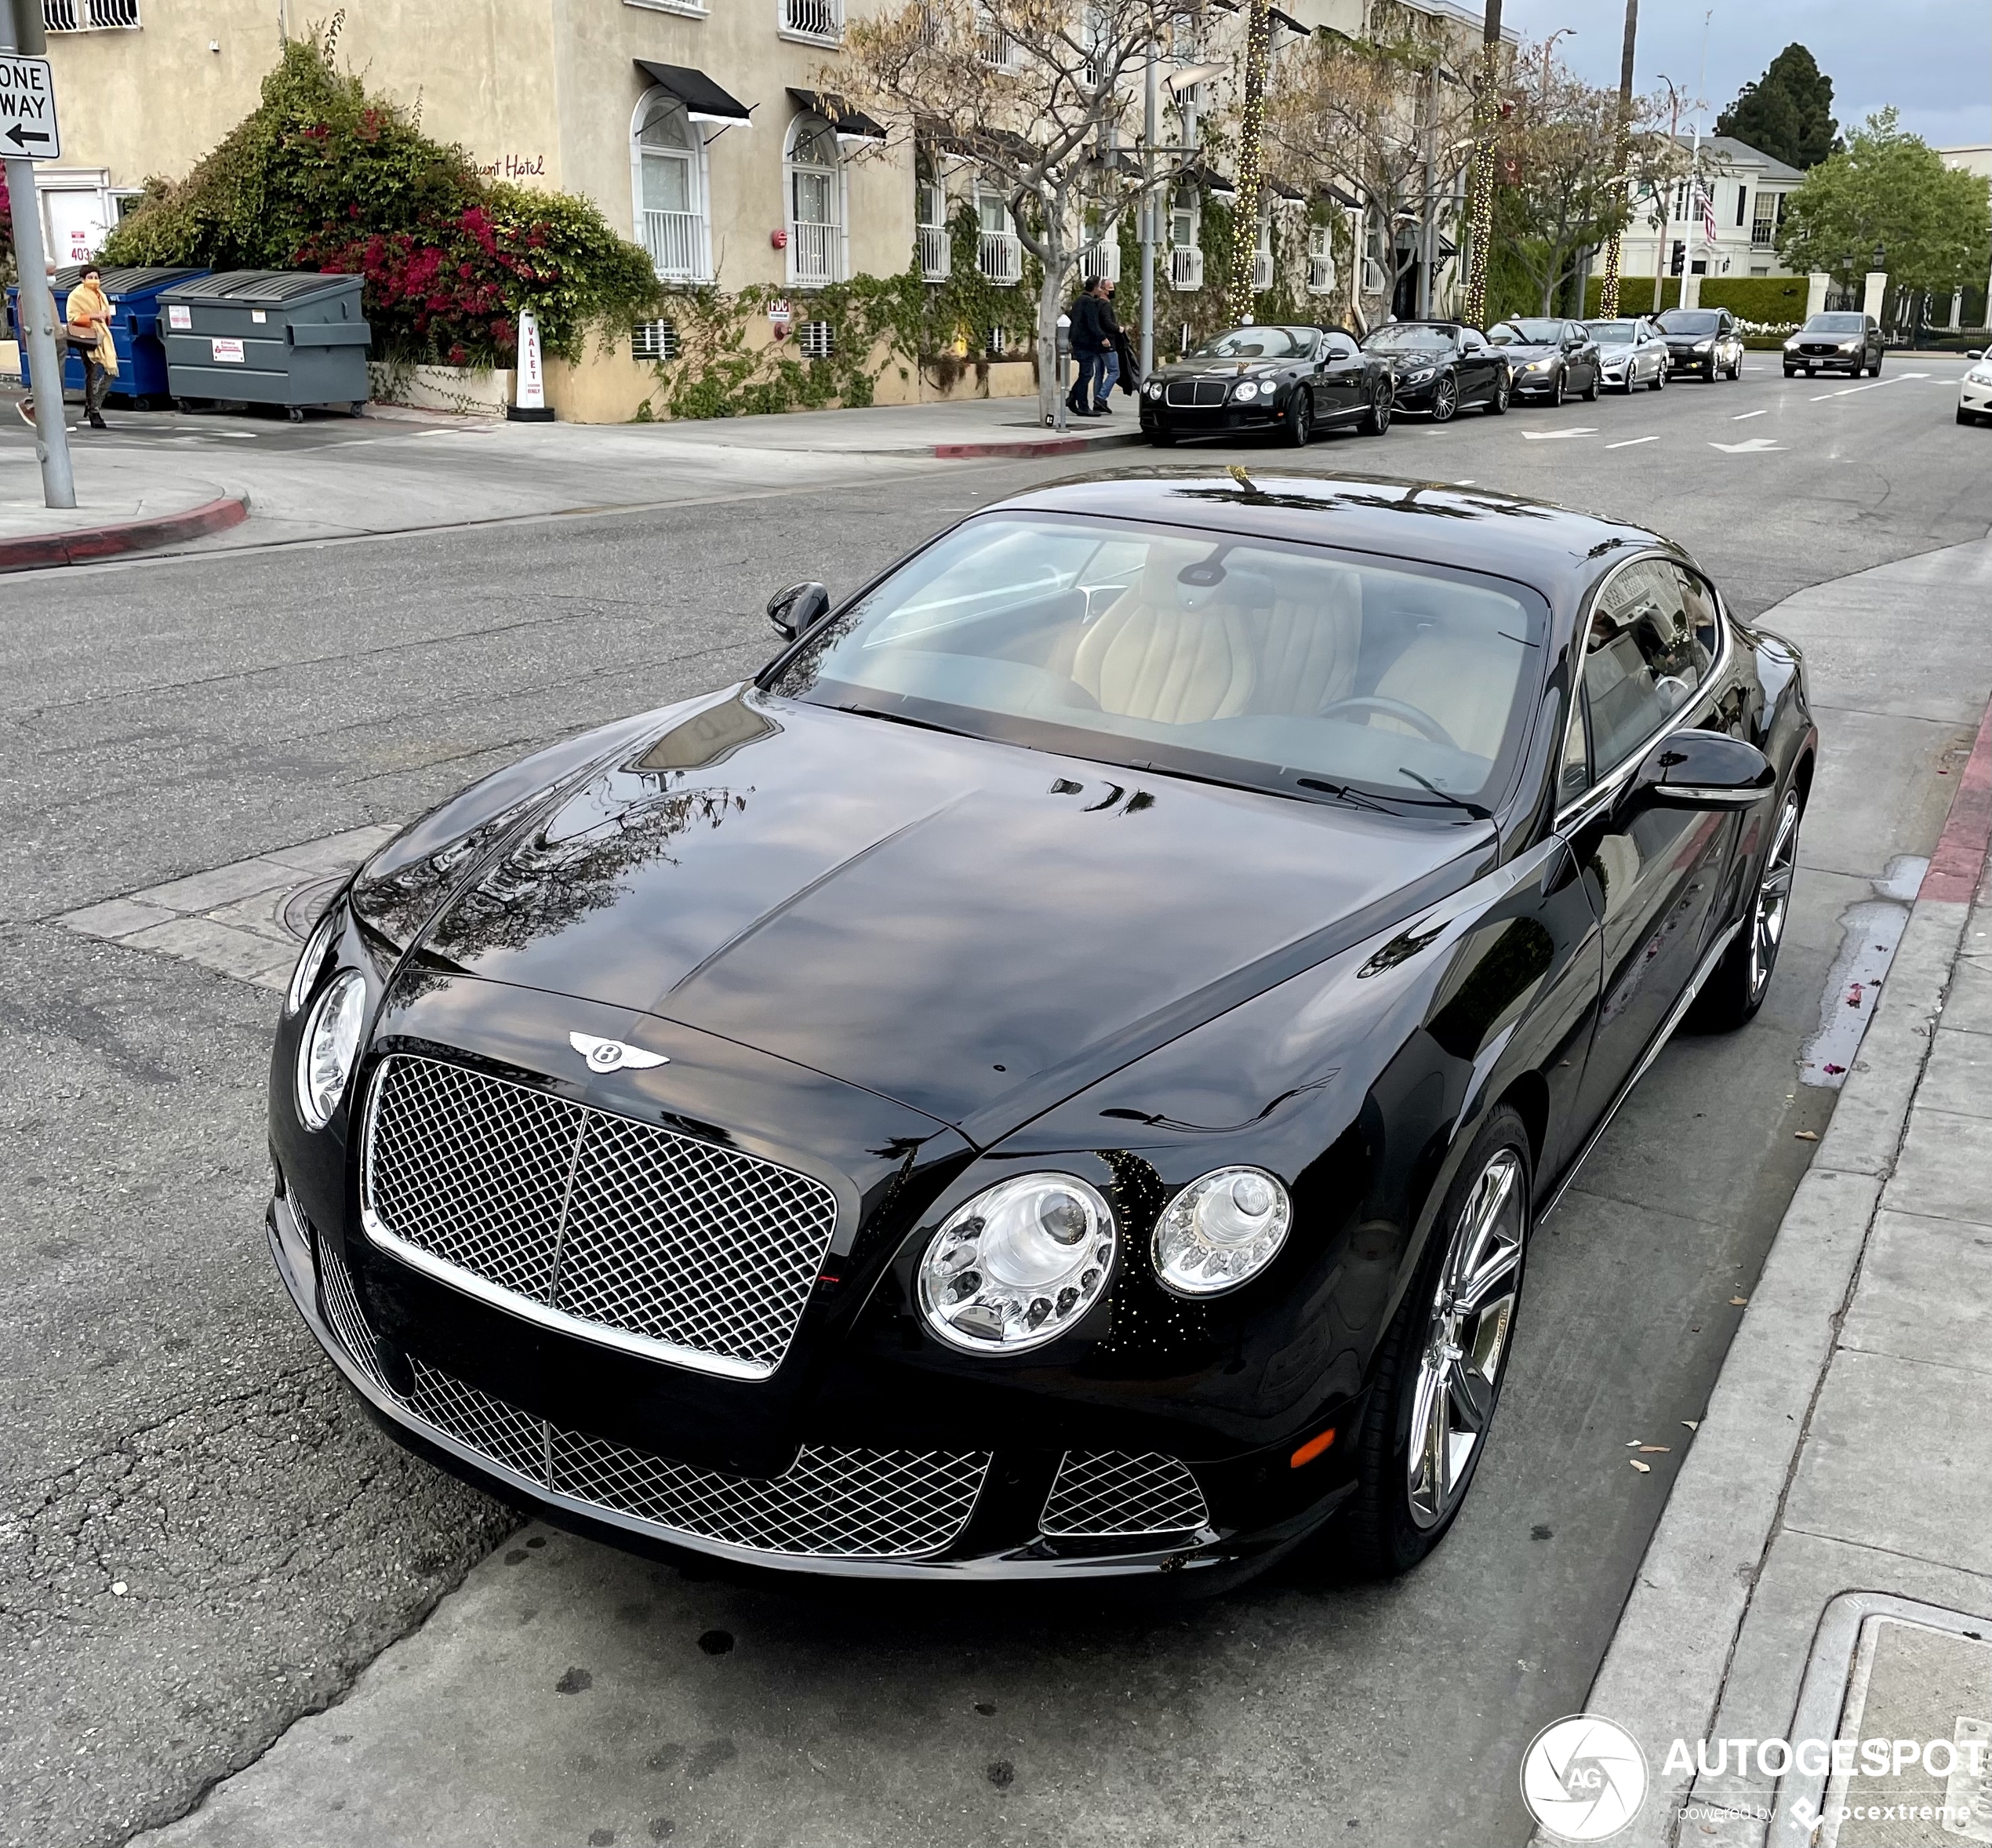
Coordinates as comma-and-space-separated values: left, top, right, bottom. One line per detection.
101, 27, 658, 365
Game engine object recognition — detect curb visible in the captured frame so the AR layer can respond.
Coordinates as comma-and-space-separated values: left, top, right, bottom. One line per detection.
932, 430, 1145, 460
1539, 690, 1992, 1848
0, 492, 250, 574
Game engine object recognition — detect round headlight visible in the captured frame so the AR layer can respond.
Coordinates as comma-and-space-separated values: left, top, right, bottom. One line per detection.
1144, 379, 1163, 398
285, 905, 340, 1016
296, 969, 366, 1130
918, 1173, 1116, 1354
1232, 380, 1260, 401
1153, 1166, 1292, 1297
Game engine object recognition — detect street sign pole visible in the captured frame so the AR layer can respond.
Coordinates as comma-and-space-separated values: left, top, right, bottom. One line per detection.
1, 0, 75, 510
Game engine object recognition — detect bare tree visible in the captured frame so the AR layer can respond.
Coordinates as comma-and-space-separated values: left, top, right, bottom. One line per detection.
838, 0, 1203, 429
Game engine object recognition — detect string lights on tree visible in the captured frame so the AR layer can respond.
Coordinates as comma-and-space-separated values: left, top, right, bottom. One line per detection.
1225, 0, 1270, 326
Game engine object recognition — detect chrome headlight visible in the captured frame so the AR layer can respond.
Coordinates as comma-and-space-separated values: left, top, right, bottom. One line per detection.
918, 1173, 1116, 1353
1968, 367, 1992, 385
296, 969, 366, 1130
1693, 339, 1714, 352
1525, 358, 1552, 372
1838, 340, 1859, 351
285, 906, 340, 1015
1783, 336, 1801, 350
1153, 1166, 1292, 1297
1400, 364, 1434, 383
1232, 380, 1261, 402
1144, 379, 1163, 398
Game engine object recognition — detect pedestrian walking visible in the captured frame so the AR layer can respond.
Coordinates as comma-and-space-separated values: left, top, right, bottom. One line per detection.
1102, 280, 1139, 409
16, 263, 118, 431
1066, 278, 1108, 418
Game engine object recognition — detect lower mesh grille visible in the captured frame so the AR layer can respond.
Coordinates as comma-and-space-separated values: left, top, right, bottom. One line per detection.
1165, 380, 1228, 408
1039, 1450, 1209, 1537
315, 1239, 989, 1560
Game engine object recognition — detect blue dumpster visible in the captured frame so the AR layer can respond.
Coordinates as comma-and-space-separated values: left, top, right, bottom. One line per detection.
7, 265, 210, 409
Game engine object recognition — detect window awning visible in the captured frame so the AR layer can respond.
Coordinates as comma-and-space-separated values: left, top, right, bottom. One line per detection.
1267, 8, 1309, 34
788, 89, 889, 142
634, 61, 754, 126
1267, 176, 1307, 202
1183, 162, 1237, 198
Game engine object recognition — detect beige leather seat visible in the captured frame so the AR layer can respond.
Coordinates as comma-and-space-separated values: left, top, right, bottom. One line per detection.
1239, 566, 1362, 717
1072, 557, 1257, 723
1369, 628, 1524, 762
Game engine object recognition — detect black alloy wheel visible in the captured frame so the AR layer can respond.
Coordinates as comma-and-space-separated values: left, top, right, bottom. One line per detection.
1485, 374, 1509, 416
1359, 384, 1391, 436
1287, 389, 1313, 446
1549, 369, 1566, 407
1341, 1106, 1533, 1576
1430, 375, 1459, 423
1581, 364, 1600, 402
1691, 785, 1803, 1030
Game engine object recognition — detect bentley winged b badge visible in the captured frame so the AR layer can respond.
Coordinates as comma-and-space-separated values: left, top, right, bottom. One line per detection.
568, 1032, 670, 1074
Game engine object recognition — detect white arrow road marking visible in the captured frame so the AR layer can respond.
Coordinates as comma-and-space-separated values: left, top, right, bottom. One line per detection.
1710, 437, 1787, 453
1732, 408, 1768, 420
1605, 435, 1659, 449
1521, 427, 1598, 440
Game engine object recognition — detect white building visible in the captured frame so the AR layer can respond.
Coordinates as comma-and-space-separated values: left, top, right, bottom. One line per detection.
1594, 133, 1804, 286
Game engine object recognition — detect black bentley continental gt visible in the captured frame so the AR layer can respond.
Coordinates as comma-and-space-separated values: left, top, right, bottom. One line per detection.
1140, 325, 1394, 446
270, 470, 1815, 1586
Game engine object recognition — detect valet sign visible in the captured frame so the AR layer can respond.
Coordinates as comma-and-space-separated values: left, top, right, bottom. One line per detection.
0, 53, 61, 159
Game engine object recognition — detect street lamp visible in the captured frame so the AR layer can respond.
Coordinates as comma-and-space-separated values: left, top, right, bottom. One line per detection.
1871, 242, 1886, 274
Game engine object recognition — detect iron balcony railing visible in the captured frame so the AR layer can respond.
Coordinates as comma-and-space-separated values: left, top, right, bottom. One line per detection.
791, 219, 840, 287
1169, 245, 1204, 290
978, 229, 1023, 285
1307, 255, 1336, 295
43, 0, 140, 26
1079, 240, 1121, 284
918, 224, 951, 281
642, 209, 707, 283
1252, 249, 1273, 291
781, 0, 843, 38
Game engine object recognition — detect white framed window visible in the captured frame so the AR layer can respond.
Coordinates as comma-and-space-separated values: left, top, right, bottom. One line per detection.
780, 0, 843, 42
42, 0, 140, 28
976, 187, 1022, 285
1166, 186, 1201, 289
1252, 198, 1273, 292
632, 91, 711, 284
1306, 222, 1336, 294
786, 115, 849, 288
917, 177, 951, 281
976, 5, 1020, 67
1079, 205, 1121, 282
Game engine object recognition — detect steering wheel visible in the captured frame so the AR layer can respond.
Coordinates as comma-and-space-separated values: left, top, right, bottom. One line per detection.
1316, 694, 1459, 750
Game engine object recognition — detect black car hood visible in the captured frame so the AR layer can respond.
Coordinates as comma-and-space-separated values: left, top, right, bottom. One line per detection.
1153, 357, 1289, 380
1492, 342, 1554, 359
411, 693, 1485, 1140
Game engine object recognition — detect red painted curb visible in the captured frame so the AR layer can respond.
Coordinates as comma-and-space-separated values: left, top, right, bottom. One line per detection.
932, 433, 1143, 460
1921, 693, 1992, 903
0, 492, 249, 574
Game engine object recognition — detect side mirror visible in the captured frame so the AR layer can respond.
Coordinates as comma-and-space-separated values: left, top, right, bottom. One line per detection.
1635, 730, 1775, 810
1968, 349, 1985, 361
766, 581, 831, 642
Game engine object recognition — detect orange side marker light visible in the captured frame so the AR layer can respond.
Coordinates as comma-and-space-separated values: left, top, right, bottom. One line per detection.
1290, 1428, 1336, 1469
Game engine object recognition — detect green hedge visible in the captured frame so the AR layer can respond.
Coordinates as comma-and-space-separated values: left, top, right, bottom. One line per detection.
1582, 275, 1812, 322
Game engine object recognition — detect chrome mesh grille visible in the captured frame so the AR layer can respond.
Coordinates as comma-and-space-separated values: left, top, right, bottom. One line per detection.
1039, 1451, 1209, 1537
1165, 380, 1228, 408
362, 1054, 839, 1377
311, 1262, 988, 1560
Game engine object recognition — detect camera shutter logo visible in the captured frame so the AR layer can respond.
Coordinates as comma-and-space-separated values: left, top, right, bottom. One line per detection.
1521, 1714, 1648, 1841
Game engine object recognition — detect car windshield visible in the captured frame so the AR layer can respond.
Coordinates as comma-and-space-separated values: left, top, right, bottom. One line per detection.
1492, 319, 1564, 345
1804, 314, 1867, 333
771, 515, 1546, 809
1586, 320, 1638, 344
1656, 310, 1721, 335
1191, 327, 1317, 359
1362, 325, 1456, 353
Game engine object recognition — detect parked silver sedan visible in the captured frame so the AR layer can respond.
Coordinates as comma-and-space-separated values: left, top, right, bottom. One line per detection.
1585, 317, 1670, 393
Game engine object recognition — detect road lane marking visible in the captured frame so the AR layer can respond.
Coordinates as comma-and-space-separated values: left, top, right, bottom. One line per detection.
1521, 427, 1598, 440
1732, 409, 1768, 420
1710, 437, 1787, 453
1605, 435, 1659, 449
1834, 374, 1924, 395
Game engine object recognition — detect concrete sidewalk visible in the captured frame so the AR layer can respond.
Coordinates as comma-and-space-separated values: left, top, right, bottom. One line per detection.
0, 392, 1139, 568
1553, 676, 1992, 1845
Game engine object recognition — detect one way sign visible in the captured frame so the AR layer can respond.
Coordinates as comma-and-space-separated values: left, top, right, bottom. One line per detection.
0, 54, 60, 161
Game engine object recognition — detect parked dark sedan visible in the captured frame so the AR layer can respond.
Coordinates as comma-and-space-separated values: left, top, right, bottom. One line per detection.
1359, 320, 1509, 420
1655, 307, 1745, 380
1140, 325, 1392, 446
270, 469, 1815, 1588
1489, 318, 1604, 402
1783, 312, 1885, 378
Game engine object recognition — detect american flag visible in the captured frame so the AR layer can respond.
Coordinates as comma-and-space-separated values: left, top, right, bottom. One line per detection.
1699, 183, 1718, 247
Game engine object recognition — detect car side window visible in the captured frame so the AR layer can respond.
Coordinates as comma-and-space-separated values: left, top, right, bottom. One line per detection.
1582, 559, 1718, 773
1324, 332, 1358, 359
1461, 329, 1486, 353
1559, 681, 1590, 802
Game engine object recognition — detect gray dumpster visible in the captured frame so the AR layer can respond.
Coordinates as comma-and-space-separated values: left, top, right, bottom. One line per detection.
158, 271, 371, 420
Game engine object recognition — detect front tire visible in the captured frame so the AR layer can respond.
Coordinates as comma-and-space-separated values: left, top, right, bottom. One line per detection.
1287, 391, 1313, 447
1340, 1108, 1532, 1577
1359, 384, 1392, 436
1581, 366, 1600, 402
1484, 375, 1509, 416
1649, 366, 1665, 391
1550, 369, 1566, 408
1430, 375, 1459, 424
1960, 406, 1979, 426
1691, 786, 1802, 1031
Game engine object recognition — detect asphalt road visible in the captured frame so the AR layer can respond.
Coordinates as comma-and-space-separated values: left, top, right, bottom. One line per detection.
3, 354, 1988, 1848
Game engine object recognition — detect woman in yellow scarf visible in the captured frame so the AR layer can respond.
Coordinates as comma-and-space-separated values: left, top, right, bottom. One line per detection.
16, 262, 115, 431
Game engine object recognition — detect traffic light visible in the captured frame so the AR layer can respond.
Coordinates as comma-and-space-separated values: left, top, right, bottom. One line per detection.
1669, 240, 1685, 275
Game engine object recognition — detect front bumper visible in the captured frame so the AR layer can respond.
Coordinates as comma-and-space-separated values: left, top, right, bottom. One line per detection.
1510, 366, 1561, 395
1140, 396, 1288, 437
1960, 380, 1992, 416
1666, 350, 1717, 373
1787, 350, 1861, 371
271, 1178, 1358, 1583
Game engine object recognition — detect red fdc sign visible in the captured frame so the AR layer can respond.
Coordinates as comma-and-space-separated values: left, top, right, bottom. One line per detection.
0, 54, 61, 161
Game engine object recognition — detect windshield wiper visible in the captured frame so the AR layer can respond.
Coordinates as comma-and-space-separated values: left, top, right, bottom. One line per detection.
1118, 759, 1309, 803
831, 703, 975, 740
1295, 777, 1398, 813
1394, 766, 1494, 820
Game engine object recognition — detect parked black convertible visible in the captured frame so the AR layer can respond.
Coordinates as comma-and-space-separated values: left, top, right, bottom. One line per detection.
270, 470, 1814, 1587
1359, 320, 1509, 420
1139, 325, 1394, 446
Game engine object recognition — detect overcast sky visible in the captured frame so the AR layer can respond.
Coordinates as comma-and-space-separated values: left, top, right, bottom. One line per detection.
1498, 0, 1990, 152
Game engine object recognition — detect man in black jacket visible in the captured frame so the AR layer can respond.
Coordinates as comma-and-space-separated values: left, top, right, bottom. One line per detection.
1066, 280, 1107, 417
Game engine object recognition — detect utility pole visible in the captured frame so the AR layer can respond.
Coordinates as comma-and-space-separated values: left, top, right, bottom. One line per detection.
1461, 0, 1503, 328
1417, 60, 1438, 318
2, 0, 77, 510
1598, 0, 1638, 318
1652, 77, 1684, 313
1140, 42, 1157, 377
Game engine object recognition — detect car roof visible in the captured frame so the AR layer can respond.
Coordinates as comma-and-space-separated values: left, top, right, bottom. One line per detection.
985, 469, 1674, 606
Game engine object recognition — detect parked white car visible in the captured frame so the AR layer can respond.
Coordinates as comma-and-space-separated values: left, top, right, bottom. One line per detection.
1957, 351, 1992, 426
